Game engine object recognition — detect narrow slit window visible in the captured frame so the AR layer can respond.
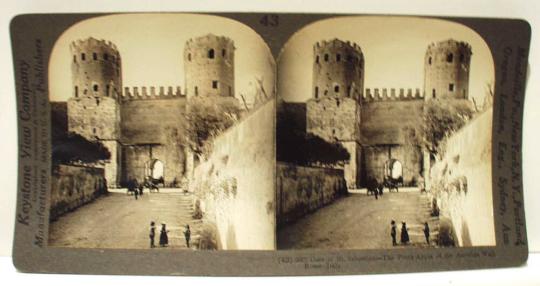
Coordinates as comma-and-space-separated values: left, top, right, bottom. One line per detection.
428, 57, 432, 65
188, 53, 191, 61
316, 55, 319, 63
222, 49, 226, 57
74, 86, 79, 97
93, 53, 97, 60
324, 54, 329, 62
212, 81, 218, 89
449, 83, 454, 92
446, 53, 453, 63
81, 53, 86, 61
432, 89, 436, 98
195, 86, 199, 96
208, 49, 215, 59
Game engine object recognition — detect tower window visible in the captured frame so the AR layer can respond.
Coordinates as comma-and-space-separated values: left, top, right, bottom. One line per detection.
104, 53, 109, 61
449, 83, 454, 92
74, 86, 79, 97
334, 85, 340, 93
208, 49, 215, 59
195, 86, 199, 96
93, 128, 97, 134
212, 81, 218, 89
81, 53, 86, 61
188, 53, 192, 61
93, 84, 99, 92
93, 52, 97, 60
222, 49, 226, 57
446, 53, 454, 63
428, 57, 432, 65
316, 55, 319, 63
336, 54, 341, 62
106, 84, 110, 96
332, 129, 336, 135
432, 89, 436, 98
324, 54, 329, 62
315, 87, 319, 98
73, 55, 76, 63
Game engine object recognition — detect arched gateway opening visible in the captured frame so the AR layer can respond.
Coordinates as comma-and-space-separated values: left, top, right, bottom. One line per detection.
145, 159, 164, 181
384, 159, 403, 182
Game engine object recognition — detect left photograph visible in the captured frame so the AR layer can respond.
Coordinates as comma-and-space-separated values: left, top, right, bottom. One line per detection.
48, 14, 276, 250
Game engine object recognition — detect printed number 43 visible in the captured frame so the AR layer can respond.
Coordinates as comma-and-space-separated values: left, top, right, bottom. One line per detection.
260, 15, 279, 27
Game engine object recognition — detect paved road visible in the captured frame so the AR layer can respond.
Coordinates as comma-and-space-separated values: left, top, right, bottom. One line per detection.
49, 189, 202, 249
277, 190, 439, 250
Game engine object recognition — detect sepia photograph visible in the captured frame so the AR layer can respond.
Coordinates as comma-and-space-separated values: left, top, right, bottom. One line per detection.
276, 16, 496, 250
48, 13, 276, 250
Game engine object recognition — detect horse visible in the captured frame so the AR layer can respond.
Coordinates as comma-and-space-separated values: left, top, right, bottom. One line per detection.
144, 176, 163, 193
384, 176, 402, 193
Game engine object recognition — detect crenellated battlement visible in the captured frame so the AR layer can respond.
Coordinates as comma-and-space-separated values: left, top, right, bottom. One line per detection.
120, 86, 185, 101
70, 37, 119, 54
314, 39, 363, 55
362, 88, 424, 102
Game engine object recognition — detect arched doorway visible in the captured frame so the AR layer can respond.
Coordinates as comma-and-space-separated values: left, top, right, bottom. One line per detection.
384, 159, 403, 181
145, 159, 164, 180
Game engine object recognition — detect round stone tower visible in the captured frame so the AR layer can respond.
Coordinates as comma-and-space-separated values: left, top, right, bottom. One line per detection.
68, 37, 123, 187
424, 39, 472, 101
184, 34, 235, 98
70, 37, 122, 99
312, 39, 364, 101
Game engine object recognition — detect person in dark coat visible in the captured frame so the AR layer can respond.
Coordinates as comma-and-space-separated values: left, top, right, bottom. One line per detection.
183, 224, 191, 248
390, 220, 397, 246
378, 183, 383, 197
159, 223, 169, 247
149, 221, 156, 248
138, 182, 144, 197
401, 222, 410, 245
423, 222, 430, 245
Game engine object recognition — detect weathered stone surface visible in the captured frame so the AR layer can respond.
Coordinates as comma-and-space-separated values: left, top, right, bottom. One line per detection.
429, 109, 494, 246
276, 162, 347, 226
190, 100, 275, 250
50, 164, 107, 220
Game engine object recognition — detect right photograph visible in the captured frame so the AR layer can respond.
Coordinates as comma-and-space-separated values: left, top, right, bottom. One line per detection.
276, 16, 495, 250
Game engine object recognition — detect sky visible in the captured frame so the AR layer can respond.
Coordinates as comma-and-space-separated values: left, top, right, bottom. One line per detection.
49, 14, 276, 106
278, 16, 494, 104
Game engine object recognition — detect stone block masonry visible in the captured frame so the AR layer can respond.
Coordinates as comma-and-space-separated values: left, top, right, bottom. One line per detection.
50, 164, 107, 220
276, 162, 348, 226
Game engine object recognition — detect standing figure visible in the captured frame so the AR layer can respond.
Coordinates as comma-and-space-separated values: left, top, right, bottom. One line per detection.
138, 183, 144, 197
390, 220, 397, 246
183, 224, 191, 249
149, 221, 156, 248
378, 183, 383, 197
159, 223, 169, 247
401, 222, 410, 245
423, 222, 430, 245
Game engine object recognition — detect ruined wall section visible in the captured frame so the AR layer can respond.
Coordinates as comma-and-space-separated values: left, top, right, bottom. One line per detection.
429, 109, 494, 246
190, 100, 275, 250
424, 39, 472, 101
184, 34, 235, 98
50, 164, 107, 220
276, 162, 347, 226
